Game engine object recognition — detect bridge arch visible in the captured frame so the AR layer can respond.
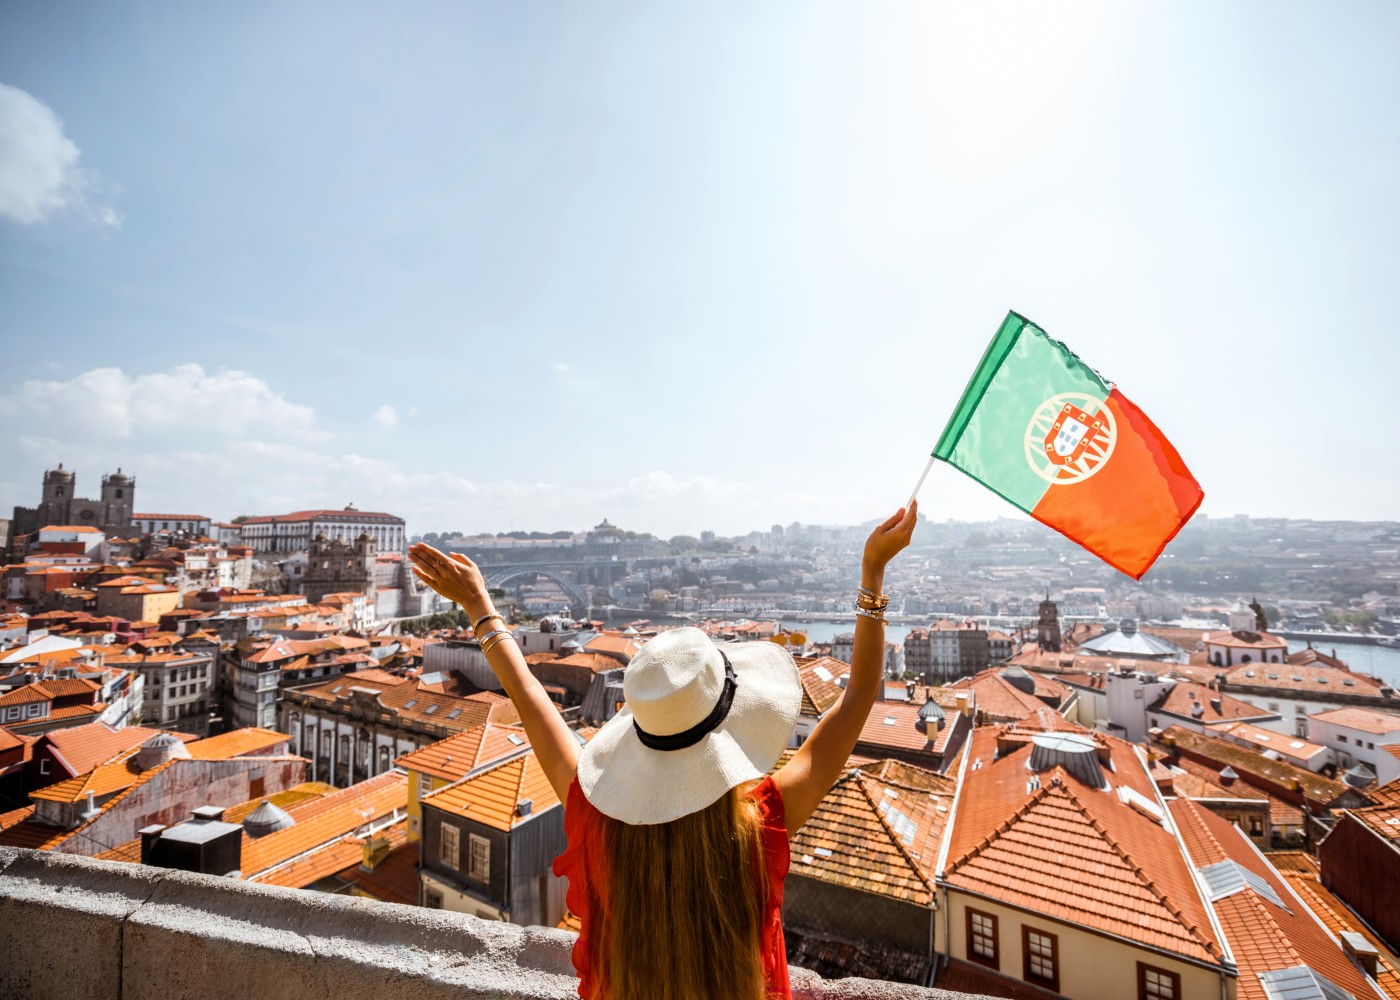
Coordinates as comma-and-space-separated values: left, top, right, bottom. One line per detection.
483, 567, 589, 615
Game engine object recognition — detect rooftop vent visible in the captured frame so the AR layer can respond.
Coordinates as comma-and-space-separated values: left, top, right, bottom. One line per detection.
136, 733, 191, 771
915, 697, 945, 734
995, 665, 1036, 697
1343, 763, 1376, 789
242, 799, 296, 838
1219, 766, 1239, 786
1119, 618, 1138, 636
1027, 732, 1105, 788
516, 798, 533, 818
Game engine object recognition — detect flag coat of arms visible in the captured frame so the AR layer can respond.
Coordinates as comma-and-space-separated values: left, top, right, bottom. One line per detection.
934, 311, 1203, 579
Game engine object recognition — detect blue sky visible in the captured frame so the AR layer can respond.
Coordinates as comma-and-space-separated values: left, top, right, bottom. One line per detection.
1, 2, 1397, 538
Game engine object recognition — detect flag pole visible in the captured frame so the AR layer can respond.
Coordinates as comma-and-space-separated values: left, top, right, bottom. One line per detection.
908, 454, 936, 507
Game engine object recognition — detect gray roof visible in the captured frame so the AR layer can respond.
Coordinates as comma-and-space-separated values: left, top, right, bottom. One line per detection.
243, 800, 296, 838
1027, 732, 1105, 788
1196, 859, 1289, 911
1076, 626, 1185, 660
1257, 966, 1354, 1000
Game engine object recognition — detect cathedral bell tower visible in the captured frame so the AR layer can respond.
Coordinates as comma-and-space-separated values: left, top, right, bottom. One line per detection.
1036, 596, 1062, 652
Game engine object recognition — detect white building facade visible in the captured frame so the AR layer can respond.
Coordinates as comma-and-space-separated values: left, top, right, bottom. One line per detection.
239, 507, 406, 555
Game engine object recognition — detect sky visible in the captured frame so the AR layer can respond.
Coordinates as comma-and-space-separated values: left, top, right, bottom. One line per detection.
1, 2, 1398, 539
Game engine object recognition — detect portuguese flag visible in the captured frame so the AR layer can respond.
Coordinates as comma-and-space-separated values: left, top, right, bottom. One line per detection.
934, 311, 1203, 579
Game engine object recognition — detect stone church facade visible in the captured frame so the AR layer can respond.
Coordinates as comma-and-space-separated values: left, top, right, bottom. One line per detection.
11, 465, 138, 541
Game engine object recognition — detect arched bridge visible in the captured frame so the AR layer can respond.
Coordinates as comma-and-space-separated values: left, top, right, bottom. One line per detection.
482, 566, 590, 615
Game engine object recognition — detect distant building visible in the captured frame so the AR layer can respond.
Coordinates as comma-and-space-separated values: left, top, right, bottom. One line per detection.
238, 506, 406, 555
1308, 708, 1400, 785
10, 465, 137, 543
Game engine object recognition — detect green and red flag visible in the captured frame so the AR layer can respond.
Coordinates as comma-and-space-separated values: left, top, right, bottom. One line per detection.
933, 311, 1202, 579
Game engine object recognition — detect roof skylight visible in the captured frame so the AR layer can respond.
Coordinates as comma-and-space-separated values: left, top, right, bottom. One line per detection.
1197, 859, 1289, 912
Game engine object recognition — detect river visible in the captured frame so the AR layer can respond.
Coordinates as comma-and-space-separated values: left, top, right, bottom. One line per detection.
776, 619, 1400, 688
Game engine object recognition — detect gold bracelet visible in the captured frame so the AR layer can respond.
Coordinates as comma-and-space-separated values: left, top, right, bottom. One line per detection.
481, 631, 515, 655
855, 607, 888, 625
472, 612, 504, 632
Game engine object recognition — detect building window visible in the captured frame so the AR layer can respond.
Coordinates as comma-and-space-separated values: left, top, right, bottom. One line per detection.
1022, 927, 1059, 992
966, 909, 998, 969
418, 773, 432, 799
1339, 735, 1348, 743
1138, 963, 1180, 1000
468, 833, 491, 882
440, 824, 460, 867
39, 759, 51, 775
1268, 702, 1280, 712
425, 889, 443, 909
1248, 815, 1263, 837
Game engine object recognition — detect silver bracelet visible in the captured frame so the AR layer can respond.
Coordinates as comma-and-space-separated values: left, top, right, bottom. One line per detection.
855, 607, 888, 625
477, 628, 510, 647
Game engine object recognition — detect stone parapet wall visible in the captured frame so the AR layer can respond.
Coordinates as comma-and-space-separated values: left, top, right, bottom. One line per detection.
0, 847, 990, 1000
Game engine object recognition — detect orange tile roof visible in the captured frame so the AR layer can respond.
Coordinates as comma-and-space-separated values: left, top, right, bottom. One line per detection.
948, 669, 1048, 722
1206, 629, 1288, 649
1164, 757, 1269, 802
423, 750, 559, 831
582, 633, 641, 660
290, 670, 519, 731
944, 727, 1223, 964
1158, 727, 1355, 808
790, 767, 950, 906
794, 657, 845, 717
331, 827, 418, 905
36, 722, 181, 778
1216, 722, 1327, 759
394, 724, 530, 781
0, 805, 35, 831
857, 759, 957, 795
1225, 660, 1389, 697
1170, 797, 1381, 1000
856, 702, 937, 754
241, 770, 407, 877
186, 727, 289, 760
1268, 857, 1400, 998
1309, 706, 1400, 735
33, 727, 286, 804
1351, 802, 1400, 843
1152, 683, 1275, 724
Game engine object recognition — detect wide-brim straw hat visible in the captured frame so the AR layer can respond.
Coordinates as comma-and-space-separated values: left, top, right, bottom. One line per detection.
578, 626, 801, 825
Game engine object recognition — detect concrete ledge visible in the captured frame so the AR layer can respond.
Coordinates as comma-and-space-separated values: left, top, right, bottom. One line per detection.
0, 847, 987, 1000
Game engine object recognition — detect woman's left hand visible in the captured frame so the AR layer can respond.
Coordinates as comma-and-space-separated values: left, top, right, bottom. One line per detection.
407, 543, 494, 620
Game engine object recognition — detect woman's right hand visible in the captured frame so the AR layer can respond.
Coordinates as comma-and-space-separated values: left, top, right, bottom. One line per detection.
408, 543, 495, 621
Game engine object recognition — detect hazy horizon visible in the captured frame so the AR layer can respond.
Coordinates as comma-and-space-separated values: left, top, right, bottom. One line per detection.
3, 2, 1398, 537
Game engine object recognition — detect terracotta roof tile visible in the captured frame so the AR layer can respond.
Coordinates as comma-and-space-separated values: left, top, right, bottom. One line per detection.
1309, 707, 1400, 735
33, 722, 176, 778
1269, 858, 1400, 999
331, 828, 418, 905
1151, 683, 1275, 724
242, 771, 407, 877
795, 657, 845, 717
945, 727, 1222, 964
790, 767, 949, 906
422, 751, 559, 832
947, 669, 1048, 722
1170, 798, 1382, 1000
1157, 726, 1355, 809
394, 724, 530, 782
855, 702, 936, 754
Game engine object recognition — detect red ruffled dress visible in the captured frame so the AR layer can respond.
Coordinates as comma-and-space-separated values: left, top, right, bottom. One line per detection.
552, 774, 792, 999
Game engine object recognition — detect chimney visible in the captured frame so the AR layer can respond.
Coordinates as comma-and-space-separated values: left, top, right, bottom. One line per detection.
139, 824, 167, 864
955, 693, 972, 718
191, 805, 225, 822
1209, 697, 1223, 715
360, 834, 391, 872
1340, 932, 1379, 978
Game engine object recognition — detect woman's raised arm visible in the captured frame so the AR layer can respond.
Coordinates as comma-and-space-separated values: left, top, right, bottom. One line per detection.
408, 543, 580, 802
772, 501, 917, 836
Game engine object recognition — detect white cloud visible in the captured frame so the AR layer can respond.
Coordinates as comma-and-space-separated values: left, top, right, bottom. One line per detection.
0, 82, 121, 227
371, 404, 398, 428
553, 363, 569, 374
0, 363, 321, 445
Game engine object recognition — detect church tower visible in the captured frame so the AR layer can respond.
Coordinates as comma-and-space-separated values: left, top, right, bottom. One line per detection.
1036, 596, 1062, 652
101, 468, 135, 527
40, 465, 76, 524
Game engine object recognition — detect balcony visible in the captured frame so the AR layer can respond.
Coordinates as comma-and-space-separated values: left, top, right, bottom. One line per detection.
0, 846, 991, 1000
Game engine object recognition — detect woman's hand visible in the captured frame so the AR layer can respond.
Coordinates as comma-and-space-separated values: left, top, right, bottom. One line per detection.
407, 543, 495, 621
862, 499, 918, 583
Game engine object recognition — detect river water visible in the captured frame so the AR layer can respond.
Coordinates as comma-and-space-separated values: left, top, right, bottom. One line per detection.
776, 620, 1400, 688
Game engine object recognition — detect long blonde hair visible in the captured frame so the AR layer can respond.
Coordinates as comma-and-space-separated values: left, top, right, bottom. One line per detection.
585, 781, 769, 1000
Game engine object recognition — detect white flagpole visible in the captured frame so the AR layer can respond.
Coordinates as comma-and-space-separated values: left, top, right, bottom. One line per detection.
908, 454, 936, 507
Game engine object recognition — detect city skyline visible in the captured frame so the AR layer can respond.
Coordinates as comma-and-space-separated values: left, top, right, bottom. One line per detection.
3, 3, 1399, 537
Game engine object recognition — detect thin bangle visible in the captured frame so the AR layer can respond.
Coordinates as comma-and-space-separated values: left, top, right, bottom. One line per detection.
472, 612, 504, 632
481, 631, 515, 655
855, 607, 888, 625
477, 628, 509, 647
